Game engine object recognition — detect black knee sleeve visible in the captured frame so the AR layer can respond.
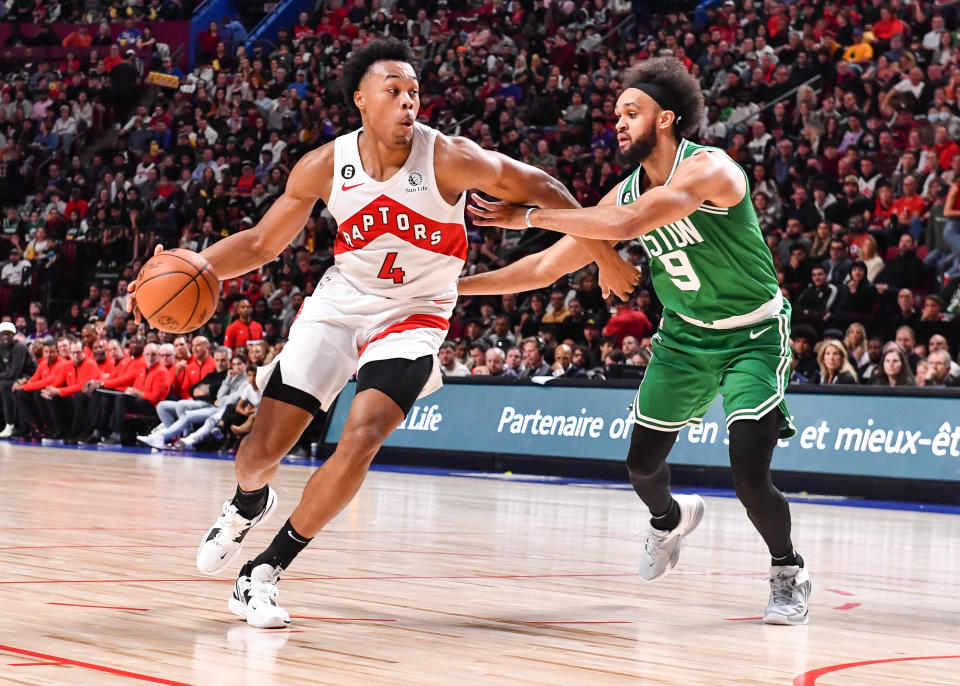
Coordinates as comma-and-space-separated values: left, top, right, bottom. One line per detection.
728, 409, 793, 558
626, 423, 678, 477
625, 423, 679, 516
262, 366, 322, 415
728, 409, 780, 502
355, 355, 434, 416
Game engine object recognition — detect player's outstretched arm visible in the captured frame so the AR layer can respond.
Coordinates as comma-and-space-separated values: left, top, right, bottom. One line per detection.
200, 145, 333, 279
458, 235, 599, 295
469, 152, 745, 241
458, 183, 637, 296
127, 145, 332, 322
440, 135, 637, 299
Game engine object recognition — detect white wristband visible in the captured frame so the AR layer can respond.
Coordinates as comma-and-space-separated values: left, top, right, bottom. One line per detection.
525, 206, 537, 228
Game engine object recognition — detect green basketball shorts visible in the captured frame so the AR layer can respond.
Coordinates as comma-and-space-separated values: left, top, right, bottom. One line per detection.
632, 303, 796, 439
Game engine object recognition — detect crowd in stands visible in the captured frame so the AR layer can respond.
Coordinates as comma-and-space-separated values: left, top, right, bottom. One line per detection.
0, 0, 192, 23
4, 0, 960, 446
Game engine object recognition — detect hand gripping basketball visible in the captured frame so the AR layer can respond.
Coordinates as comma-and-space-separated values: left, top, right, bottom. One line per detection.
127, 245, 221, 334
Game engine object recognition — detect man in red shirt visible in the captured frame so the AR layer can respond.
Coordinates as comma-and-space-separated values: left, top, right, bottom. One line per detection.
224, 300, 263, 352
891, 176, 927, 237
603, 297, 654, 346
77, 337, 147, 444
97, 340, 117, 377
933, 125, 960, 172
185, 336, 215, 391
12, 340, 70, 440
165, 335, 192, 397
872, 7, 906, 42
103, 45, 124, 72
99, 343, 171, 445
40, 340, 101, 441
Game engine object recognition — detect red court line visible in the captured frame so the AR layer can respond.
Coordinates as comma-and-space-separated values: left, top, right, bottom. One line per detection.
0, 572, 638, 586
832, 602, 861, 611
794, 655, 960, 685
0, 644, 193, 685
724, 617, 763, 621
525, 621, 632, 625
825, 588, 855, 596
9, 661, 66, 666
48, 602, 149, 611
291, 616, 396, 622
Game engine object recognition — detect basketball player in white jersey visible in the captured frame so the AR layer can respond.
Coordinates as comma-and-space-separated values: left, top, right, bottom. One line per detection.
128, 39, 639, 628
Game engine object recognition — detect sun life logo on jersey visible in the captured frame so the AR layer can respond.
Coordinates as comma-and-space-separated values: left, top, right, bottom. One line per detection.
406, 170, 428, 193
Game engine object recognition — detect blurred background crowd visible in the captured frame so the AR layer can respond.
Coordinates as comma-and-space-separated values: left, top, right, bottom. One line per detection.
2, 0, 960, 447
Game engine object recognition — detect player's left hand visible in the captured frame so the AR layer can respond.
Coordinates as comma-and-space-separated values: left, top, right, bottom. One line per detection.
468, 194, 529, 230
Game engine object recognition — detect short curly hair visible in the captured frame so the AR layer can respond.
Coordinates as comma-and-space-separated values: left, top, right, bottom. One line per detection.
341, 38, 418, 108
622, 57, 704, 140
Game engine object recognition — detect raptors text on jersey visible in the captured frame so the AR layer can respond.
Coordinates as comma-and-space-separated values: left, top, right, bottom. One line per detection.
327, 123, 467, 302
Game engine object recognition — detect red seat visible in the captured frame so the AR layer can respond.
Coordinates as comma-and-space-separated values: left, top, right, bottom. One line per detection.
917, 245, 928, 260
885, 246, 899, 260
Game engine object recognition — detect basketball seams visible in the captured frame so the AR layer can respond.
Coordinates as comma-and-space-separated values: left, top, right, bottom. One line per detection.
178, 280, 202, 334
160, 249, 210, 272
143, 272, 201, 322
139, 250, 219, 332
136, 270, 196, 289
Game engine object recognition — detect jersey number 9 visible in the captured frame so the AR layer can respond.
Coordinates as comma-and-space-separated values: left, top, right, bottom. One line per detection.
660, 249, 701, 292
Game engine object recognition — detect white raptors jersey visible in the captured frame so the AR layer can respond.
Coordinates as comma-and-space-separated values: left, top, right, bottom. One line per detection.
327, 123, 467, 302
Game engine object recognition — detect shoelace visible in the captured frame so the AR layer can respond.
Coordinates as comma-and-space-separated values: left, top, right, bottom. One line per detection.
251, 580, 279, 603
251, 569, 282, 604
769, 575, 796, 605
643, 528, 672, 558
213, 502, 248, 545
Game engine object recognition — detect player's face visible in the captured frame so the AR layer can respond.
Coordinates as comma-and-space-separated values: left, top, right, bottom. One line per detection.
614, 89, 662, 164
356, 61, 419, 148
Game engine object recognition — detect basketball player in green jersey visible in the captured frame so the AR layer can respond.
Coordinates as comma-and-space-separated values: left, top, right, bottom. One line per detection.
463, 57, 810, 624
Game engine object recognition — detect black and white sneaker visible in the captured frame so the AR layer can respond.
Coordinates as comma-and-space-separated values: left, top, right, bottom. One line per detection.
196, 486, 278, 575
228, 560, 290, 629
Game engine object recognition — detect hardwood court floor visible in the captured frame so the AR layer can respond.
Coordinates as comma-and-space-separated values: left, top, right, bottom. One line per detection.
0, 444, 957, 686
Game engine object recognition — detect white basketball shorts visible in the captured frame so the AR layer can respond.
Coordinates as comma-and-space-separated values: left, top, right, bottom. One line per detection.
255, 267, 452, 412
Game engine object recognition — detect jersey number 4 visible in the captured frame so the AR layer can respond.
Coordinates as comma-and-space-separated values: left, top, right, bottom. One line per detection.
377, 252, 406, 284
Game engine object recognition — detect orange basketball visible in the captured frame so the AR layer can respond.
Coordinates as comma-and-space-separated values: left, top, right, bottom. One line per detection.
135, 249, 220, 334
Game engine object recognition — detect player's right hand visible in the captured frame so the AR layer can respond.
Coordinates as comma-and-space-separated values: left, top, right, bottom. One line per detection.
126, 244, 164, 324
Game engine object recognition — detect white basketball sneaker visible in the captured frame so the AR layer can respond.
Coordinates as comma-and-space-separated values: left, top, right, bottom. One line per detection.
229, 560, 290, 629
764, 563, 812, 625
136, 432, 166, 450
638, 493, 706, 581
196, 486, 278, 575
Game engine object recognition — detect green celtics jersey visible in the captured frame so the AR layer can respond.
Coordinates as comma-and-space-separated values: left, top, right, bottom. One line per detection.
617, 139, 779, 326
